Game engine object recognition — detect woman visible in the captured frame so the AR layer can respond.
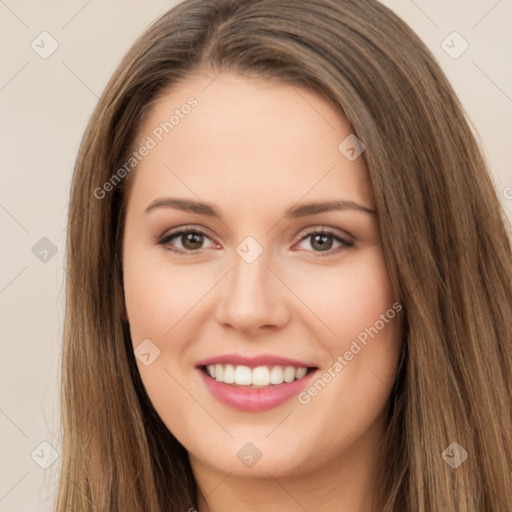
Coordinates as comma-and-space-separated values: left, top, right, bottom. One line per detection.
58, 0, 512, 510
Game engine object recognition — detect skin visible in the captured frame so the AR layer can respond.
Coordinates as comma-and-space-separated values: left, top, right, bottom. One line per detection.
122, 72, 403, 512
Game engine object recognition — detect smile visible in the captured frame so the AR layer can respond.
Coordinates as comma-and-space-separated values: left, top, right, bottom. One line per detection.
202, 364, 312, 387
195, 355, 318, 412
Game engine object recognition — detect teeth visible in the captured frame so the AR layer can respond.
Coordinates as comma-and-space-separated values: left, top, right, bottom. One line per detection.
205, 364, 310, 386
234, 365, 252, 385
283, 366, 296, 383
214, 364, 223, 381
269, 366, 284, 384
223, 364, 235, 384
252, 366, 270, 386
295, 367, 307, 379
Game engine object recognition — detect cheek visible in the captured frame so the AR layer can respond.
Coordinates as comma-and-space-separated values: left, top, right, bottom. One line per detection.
123, 249, 207, 433
290, 251, 402, 448
289, 247, 403, 405
123, 245, 214, 345
289, 248, 397, 344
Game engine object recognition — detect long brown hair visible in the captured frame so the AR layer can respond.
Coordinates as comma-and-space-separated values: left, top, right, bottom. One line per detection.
58, 0, 512, 510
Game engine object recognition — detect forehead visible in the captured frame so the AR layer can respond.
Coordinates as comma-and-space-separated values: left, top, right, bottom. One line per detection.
126, 72, 373, 215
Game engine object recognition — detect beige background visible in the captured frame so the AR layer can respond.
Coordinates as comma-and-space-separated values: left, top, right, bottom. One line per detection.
0, 1, 511, 510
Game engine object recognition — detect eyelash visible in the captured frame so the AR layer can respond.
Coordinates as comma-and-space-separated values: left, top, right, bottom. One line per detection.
156, 225, 354, 257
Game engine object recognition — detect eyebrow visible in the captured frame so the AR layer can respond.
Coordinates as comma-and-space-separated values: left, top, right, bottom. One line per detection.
144, 197, 376, 218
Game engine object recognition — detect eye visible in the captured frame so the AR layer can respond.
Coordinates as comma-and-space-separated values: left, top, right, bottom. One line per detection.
157, 226, 217, 254
294, 228, 354, 255
156, 225, 354, 256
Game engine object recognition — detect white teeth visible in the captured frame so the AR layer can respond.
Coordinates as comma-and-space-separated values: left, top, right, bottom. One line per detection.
234, 365, 252, 385
269, 366, 284, 384
214, 364, 224, 382
252, 366, 270, 386
223, 364, 235, 384
283, 366, 296, 383
205, 364, 310, 386
295, 367, 307, 379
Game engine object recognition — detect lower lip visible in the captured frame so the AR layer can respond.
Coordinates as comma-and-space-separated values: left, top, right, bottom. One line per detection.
198, 368, 317, 412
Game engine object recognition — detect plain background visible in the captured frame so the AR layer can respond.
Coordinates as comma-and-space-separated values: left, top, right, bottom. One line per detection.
1, 1, 511, 510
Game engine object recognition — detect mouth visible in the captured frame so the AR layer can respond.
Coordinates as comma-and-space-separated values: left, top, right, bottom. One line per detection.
198, 364, 317, 388
195, 356, 319, 412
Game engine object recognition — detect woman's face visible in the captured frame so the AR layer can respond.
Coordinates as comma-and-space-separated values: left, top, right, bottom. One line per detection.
123, 72, 402, 479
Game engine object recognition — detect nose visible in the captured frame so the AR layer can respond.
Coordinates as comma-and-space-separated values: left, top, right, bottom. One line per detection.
215, 249, 291, 335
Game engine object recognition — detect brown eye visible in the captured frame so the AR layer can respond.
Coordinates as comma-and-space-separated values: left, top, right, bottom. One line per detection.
310, 233, 334, 251
295, 229, 354, 255
181, 232, 204, 250
157, 228, 216, 253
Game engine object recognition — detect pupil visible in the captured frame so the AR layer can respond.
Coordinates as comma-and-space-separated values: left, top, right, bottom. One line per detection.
312, 234, 332, 251
183, 232, 203, 250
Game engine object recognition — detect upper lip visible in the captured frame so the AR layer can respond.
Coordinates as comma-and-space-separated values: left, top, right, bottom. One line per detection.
195, 354, 318, 369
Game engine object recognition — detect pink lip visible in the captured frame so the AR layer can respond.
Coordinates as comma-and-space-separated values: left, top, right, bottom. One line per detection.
197, 368, 318, 412
195, 353, 316, 369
